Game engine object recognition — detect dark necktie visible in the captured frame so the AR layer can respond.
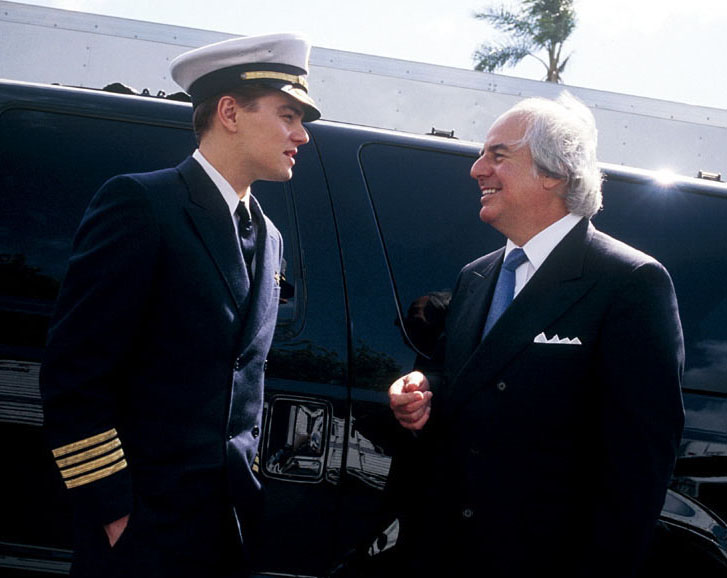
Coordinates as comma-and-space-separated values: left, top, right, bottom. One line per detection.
235, 201, 257, 278
482, 248, 529, 338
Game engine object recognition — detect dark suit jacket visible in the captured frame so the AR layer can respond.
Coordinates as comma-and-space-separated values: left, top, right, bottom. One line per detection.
40, 157, 283, 576
396, 218, 684, 577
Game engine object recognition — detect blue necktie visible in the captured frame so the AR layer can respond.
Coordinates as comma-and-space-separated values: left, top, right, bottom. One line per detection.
235, 201, 257, 279
482, 248, 528, 338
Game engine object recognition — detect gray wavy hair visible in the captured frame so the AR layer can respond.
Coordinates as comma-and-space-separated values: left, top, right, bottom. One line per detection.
507, 92, 603, 218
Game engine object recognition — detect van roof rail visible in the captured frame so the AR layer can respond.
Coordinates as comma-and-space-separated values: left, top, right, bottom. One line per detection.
698, 171, 723, 182
429, 127, 457, 139
100, 82, 190, 102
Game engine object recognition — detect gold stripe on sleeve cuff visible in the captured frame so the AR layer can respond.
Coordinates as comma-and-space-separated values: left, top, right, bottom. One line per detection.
52, 428, 118, 458
64, 459, 128, 489
55, 438, 122, 469
60, 448, 125, 479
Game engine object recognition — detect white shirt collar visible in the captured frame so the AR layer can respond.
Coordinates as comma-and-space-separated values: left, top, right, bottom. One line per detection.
505, 213, 583, 296
506, 213, 582, 270
192, 149, 249, 217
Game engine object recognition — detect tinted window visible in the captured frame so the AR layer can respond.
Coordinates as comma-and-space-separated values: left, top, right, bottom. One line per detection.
360, 143, 501, 365
0, 109, 195, 298
0, 107, 303, 347
594, 178, 727, 395
362, 143, 727, 395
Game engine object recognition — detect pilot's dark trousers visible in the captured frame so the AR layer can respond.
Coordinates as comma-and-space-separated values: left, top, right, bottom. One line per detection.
70, 492, 252, 578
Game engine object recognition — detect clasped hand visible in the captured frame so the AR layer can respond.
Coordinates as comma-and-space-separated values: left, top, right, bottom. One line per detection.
388, 371, 432, 431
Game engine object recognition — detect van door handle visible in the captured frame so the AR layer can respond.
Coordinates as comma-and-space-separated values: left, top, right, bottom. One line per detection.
263, 396, 330, 482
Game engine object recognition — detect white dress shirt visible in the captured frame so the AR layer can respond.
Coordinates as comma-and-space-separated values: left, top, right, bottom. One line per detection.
505, 213, 583, 298
192, 149, 256, 273
192, 149, 250, 239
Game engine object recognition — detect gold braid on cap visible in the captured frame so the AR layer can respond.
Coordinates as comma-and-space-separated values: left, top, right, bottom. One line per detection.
240, 71, 308, 91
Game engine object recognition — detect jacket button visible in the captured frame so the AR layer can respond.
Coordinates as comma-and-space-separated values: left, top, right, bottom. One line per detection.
462, 508, 474, 519
264, 359, 268, 372
496, 381, 507, 392
234, 356, 244, 371
251, 425, 260, 438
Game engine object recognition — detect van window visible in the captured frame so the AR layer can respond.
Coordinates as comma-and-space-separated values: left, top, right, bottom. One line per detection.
362, 143, 727, 395
357, 143, 502, 378
593, 178, 727, 395
0, 107, 302, 346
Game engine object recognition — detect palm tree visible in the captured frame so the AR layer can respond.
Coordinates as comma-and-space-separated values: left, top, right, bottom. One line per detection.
473, 0, 576, 83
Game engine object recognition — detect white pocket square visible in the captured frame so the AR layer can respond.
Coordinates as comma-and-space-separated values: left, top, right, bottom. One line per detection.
533, 332, 582, 345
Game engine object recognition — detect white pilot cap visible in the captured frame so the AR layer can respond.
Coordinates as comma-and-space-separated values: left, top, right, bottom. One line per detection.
170, 33, 320, 121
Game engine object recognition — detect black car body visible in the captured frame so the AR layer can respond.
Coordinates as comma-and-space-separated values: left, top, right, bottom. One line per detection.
1, 79, 726, 576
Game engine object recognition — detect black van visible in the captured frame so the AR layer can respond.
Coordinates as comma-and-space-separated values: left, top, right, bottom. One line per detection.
1, 79, 726, 576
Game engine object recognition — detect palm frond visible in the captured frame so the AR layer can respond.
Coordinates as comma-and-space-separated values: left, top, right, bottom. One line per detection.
472, 0, 576, 82
473, 42, 532, 72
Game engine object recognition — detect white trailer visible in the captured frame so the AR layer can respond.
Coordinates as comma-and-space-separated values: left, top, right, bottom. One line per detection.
1, 0, 725, 178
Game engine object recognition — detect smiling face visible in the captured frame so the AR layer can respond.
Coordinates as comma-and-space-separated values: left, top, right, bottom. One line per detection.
470, 112, 568, 245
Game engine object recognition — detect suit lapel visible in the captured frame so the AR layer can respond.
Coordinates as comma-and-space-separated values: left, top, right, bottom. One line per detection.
178, 157, 251, 314
238, 195, 280, 348
445, 249, 503, 375
447, 219, 597, 411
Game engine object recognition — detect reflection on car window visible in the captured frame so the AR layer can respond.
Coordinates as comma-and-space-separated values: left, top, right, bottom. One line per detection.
0, 108, 301, 330
361, 142, 727, 395
594, 180, 727, 395
360, 143, 502, 359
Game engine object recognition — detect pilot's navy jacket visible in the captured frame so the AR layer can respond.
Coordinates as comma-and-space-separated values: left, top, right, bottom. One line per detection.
40, 157, 282, 576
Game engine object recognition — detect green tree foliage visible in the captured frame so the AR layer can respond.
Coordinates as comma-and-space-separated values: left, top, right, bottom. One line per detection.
473, 0, 576, 83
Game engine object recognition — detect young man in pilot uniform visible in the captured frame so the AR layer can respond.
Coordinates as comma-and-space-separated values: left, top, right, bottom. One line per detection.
40, 33, 320, 578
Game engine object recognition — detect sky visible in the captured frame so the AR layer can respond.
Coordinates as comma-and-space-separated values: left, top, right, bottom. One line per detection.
14, 0, 727, 110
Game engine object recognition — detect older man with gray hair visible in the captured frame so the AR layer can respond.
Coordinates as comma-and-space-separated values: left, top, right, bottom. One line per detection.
388, 93, 684, 577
